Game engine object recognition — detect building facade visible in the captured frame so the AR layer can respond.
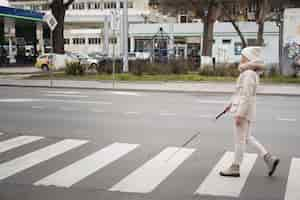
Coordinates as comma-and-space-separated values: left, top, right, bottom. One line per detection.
4, 0, 281, 66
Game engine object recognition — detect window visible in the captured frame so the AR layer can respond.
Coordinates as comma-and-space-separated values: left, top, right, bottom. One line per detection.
88, 38, 101, 45
72, 2, 85, 10
120, 1, 133, 8
109, 37, 117, 44
72, 38, 86, 45
128, 1, 133, 8
87, 2, 101, 9
222, 39, 232, 44
149, 0, 159, 8
64, 38, 70, 45
104, 2, 117, 9
179, 15, 187, 23
234, 42, 242, 55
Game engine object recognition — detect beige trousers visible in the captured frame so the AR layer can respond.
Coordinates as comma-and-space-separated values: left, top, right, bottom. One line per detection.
233, 119, 268, 165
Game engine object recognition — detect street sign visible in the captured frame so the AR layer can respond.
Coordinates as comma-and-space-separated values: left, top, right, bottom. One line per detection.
43, 12, 58, 31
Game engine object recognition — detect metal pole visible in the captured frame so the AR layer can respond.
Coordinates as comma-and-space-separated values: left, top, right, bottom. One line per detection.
123, 0, 128, 72
279, 13, 284, 75
50, 30, 53, 88
113, 30, 116, 88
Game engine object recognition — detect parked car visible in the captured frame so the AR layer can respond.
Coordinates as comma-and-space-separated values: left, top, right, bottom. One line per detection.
135, 52, 151, 60
35, 53, 78, 71
71, 52, 99, 69
88, 52, 107, 66
128, 52, 137, 61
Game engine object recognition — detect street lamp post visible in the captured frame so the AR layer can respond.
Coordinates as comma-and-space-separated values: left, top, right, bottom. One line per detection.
122, 0, 128, 72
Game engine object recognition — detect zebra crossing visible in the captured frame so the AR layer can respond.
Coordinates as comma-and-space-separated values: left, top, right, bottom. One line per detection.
0, 133, 298, 199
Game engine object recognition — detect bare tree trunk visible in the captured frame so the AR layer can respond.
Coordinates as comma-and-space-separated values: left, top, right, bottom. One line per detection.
257, 22, 264, 46
202, 16, 214, 56
256, 0, 270, 46
50, 0, 74, 54
51, 2, 65, 54
221, 3, 247, 48
231, 21, 247, 48
202, 1, 216, 57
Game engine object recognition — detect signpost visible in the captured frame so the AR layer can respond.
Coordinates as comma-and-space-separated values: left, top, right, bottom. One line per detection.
111, 10, 120, 89
43, 12, 57, 87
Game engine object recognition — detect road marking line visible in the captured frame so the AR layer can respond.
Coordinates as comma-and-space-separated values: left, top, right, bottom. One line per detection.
197, 100, 228, 104
110, 147, 195, 193
159, 113, 176, 116
195, 152, 257, 197
0, 136, 44, 153
0, 98, 112, 105
59, 107, 76, 111
91, 110, 106, 113
34, 143, 139, 188
31, 106, 45, 110
0, 139, 88, 180
198, 115, 214, 119
44, 94, 89, 98
284, 158, 300, 200
125, 112, 140, 115
111, 91, 141, 96
277, 118, 297, 122
44, 91, 81, 95
0, 99, 41, 103
47, 99, 112, 105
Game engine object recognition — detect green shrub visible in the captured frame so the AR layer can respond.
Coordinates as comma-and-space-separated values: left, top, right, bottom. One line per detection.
97, 59, 122, 74
169, 59, 189, 74
65, 62, 85, 76
128, 59, 191, 75
129, 60, 147, 76
198, 64, 239, 77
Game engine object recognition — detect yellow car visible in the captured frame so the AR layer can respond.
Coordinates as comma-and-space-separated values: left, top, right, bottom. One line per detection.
35, 53, 79, 71
35, 54, 53, 71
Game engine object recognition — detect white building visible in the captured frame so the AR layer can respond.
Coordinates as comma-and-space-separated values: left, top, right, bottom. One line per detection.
130, 22, 280, 64
6, 0, 280, 65
9, 0, 153, 56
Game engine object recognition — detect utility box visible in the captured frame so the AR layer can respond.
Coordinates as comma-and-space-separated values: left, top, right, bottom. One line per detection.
282, 8, 300, 76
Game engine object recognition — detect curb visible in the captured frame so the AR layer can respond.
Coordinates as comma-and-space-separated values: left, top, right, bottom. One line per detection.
1, 83, 300, 97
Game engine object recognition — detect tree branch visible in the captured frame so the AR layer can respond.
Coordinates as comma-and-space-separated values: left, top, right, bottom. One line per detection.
221, 3, 247, 48
64, 0, 75, 10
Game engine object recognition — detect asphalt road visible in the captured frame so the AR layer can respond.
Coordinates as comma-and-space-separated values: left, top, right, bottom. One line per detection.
0, 86, 299, 200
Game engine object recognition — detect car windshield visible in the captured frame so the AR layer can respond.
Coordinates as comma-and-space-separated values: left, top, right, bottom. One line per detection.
88, 53, 102, 58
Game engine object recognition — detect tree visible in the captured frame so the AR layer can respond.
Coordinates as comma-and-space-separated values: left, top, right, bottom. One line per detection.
158, 0, 249, 56
49, 0, 74, 54
158, 0, 221, 57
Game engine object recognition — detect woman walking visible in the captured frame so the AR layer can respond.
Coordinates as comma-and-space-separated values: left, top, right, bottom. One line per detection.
220, 47, 280, 178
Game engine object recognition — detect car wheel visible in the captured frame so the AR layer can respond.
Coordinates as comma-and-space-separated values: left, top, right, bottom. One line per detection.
42, 64, 49, 72
89, 63, 97, 72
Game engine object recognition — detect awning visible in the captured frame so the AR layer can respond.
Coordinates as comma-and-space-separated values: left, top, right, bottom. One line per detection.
0, 5, 44, 22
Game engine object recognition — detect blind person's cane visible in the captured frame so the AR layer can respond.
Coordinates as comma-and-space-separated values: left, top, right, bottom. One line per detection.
165, 132, 201, 162
165, 105, 230, 162
215, 105, 231, 121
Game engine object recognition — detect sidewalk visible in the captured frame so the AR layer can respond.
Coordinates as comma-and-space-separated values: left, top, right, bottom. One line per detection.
0, 66, 41, 74
1, 78, 300, 96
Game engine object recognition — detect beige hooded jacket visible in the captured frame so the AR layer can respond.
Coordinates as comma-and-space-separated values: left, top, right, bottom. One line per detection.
230, 61, 265, 122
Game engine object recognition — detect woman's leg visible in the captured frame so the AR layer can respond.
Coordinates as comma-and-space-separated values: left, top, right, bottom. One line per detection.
220, 119, 248, 177
233, 119, 249, 165
247, 122, 280, 176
